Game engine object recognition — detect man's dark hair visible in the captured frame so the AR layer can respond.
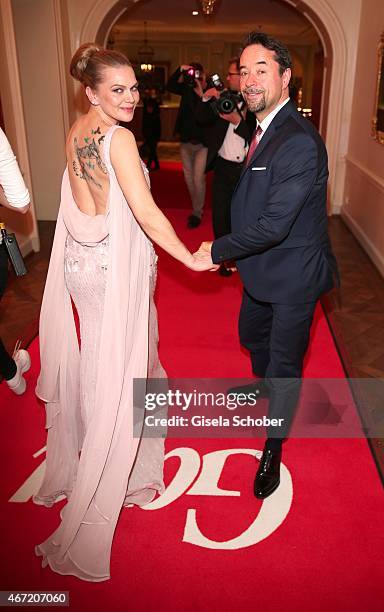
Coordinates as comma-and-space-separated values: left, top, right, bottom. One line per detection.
190, 62, 204, 73
242, 32, 292, 75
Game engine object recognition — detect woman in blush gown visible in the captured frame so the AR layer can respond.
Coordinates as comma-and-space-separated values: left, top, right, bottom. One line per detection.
33, 43, 216, 582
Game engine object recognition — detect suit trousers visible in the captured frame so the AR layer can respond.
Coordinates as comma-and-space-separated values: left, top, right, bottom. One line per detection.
180, 142, 208, 218
238, 289, 317, 440
212, 157, 243, 239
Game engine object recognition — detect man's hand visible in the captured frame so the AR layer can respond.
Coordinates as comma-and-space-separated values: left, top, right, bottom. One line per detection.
219, 110, 241, 125
195, 241, 213, 256
203, 87, 220, 100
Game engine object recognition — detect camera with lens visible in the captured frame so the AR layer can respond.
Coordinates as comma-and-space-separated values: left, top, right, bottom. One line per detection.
211, 90, 243, 115
182, 67, 200, 87
206, 72, 243, 115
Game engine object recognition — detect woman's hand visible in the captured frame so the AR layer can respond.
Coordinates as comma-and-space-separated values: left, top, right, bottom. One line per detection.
184, 251, 219, 272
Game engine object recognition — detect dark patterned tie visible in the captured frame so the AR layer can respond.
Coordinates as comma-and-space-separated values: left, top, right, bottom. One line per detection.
246, 125, 263, 166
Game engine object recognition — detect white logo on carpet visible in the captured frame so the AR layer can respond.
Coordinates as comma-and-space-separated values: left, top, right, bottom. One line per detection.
9, 446, 292, 550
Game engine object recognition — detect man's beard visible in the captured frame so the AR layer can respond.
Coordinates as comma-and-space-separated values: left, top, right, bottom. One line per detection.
243, 90, 266, 113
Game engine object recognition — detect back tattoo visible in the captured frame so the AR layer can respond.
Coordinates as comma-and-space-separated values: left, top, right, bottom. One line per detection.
72, 127, 107, 189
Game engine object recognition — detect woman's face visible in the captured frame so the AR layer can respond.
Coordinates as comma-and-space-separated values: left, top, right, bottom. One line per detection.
86, 65, 140, 123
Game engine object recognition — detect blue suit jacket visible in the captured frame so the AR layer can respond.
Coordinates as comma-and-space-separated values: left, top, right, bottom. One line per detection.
211, 100, 338, 304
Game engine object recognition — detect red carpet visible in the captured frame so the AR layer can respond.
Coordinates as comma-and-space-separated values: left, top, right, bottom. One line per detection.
0, 200, 383, 610
148, 160, 212, 209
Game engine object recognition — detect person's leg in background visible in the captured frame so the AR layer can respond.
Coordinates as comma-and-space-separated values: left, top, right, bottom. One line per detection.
152, 139, 160, 170
180, 142, 198, 227
146, 138, 160, 171
190, 144, 208, 225
0, 242, 30, 395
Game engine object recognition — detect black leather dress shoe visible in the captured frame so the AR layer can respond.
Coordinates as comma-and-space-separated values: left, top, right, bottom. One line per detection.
187, 214, 201, 228
254, 448, 282, 499
227, 380, 269, 399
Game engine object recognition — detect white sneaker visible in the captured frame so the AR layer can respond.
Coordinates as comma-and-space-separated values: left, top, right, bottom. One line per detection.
6, 347, 31, 395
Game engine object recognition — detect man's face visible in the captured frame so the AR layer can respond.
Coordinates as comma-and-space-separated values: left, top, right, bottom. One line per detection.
226, 62, 240, 92
239, 44, 291, 120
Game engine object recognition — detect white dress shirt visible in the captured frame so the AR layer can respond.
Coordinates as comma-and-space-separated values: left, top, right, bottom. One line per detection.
257, 97, 290, 140
218, 115, 248, 163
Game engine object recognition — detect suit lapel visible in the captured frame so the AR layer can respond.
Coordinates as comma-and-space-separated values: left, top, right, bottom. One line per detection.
234, 100, 296, 191
249, 122, 276, 164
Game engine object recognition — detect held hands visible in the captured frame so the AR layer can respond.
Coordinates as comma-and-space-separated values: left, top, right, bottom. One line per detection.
194, 242, 237, 274
184, 241, 219, 272
191, 241, 217, 271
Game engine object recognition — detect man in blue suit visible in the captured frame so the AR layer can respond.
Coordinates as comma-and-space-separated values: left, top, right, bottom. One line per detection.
196, 32, 338, 499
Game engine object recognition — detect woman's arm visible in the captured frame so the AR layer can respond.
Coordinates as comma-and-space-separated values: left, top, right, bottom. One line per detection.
0, 128, 30, 213
110, 128, 216, 271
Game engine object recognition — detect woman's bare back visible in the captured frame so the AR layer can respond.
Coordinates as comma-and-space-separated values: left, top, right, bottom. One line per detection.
66, 114, 113, 216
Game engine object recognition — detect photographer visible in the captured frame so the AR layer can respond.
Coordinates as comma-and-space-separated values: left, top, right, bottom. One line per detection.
166, 63, 208, 228
0, 127, 31, 394
196, 58, 256, 275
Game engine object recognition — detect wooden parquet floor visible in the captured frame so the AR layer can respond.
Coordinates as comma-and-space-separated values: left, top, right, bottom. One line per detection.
1, 213, 383, 481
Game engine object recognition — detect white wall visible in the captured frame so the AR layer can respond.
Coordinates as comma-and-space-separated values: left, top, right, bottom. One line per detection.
342, 0, 384, 276
11, 0, 66, 221
0, 0, 39, 253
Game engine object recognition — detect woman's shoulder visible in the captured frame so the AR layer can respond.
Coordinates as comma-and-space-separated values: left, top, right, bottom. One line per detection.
110, 125, 136, 148
109, 126, 141, 171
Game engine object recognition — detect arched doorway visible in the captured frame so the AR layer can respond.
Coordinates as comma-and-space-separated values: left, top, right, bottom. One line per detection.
80, 0, 348, 213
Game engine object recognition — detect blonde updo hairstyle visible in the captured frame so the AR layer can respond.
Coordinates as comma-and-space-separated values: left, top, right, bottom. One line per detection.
70, 42, 132, 89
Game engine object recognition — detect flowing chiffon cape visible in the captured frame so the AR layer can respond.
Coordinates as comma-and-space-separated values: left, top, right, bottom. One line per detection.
34, 125, 164, 581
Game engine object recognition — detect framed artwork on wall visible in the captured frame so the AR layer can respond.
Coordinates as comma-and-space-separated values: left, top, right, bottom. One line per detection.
372, 31, 384, 145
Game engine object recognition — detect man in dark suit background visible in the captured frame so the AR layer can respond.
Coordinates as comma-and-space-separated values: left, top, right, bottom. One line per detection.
196, 32, 338, 499
195, 58, 255, 276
